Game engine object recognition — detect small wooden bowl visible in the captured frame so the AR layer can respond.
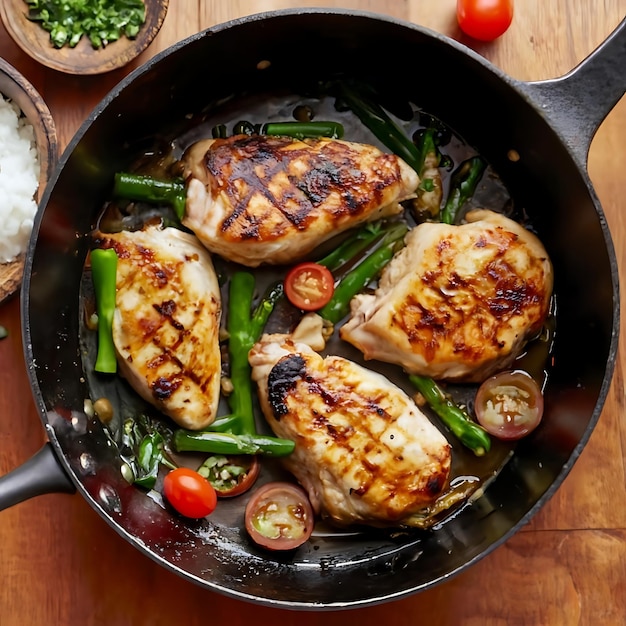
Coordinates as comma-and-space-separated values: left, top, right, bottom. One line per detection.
0, 57, 58, 303
0, 0, 169, 75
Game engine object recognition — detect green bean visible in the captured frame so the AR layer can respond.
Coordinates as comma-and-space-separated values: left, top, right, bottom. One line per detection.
173, 430, 295, 457
91, 247, 118, 374
409, 375, 491, 456
113, 172, 186, 220
316, 221, 386, 272
318, 222, 408, 324
337, 84, 423, 173
261, 121, 344, 139
440, 156, 486, 225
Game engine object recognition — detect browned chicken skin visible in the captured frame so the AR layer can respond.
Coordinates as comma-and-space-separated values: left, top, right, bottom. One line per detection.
341, 209, 554, 382
249, 321, 452, 529
182, 134, 419, 266
94, 224, 222, 430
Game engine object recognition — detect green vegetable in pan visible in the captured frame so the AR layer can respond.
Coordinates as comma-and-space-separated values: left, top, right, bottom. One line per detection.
409, 375, 491, 457
317, 222, 409, 324
120, 414, 177, 489
173, 431, 295, 457
90, 247, 118, 374
439, 156, 487, 224
173, 272, 294, 456
113, 173, 187, 221
336, 83, 425, 174
227, 120, 344, 139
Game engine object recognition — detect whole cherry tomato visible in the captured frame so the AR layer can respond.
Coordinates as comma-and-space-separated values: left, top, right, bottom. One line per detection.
284, 262, 335, 311
457, 0, 514, 42
163, 467, 217, 518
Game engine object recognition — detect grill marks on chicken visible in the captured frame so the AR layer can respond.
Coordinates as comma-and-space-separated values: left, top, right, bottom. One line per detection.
182, 134, 419, 266
94, 225, 222, 430
249, 332, 451, 528
341, 209, 553, 382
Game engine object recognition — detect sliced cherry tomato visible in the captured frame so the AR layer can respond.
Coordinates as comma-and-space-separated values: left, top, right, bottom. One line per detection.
197, 454, 260, 498
284, 262, 335, 311
162, 467, 217, 518
457, 0, 514, 42
474, 370, 544, 440
244, 482, 315, 551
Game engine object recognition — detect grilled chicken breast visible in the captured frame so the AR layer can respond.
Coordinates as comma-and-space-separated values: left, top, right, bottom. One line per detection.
249, 323, 451, 528
341, 209, 553, 382
94, 224, 222, 430
182, 134, 419, 267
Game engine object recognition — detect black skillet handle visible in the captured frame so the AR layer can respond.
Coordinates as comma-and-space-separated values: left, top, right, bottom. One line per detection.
0, 443, 76, 510
518, 18, 626, 168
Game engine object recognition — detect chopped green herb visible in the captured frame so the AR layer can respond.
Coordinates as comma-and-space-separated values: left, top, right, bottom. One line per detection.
25, 0, 146, 50
420, 178, 435, 192
197, 455, 248, 493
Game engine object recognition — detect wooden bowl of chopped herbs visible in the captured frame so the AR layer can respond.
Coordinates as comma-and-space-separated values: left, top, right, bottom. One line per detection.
0, 0, 168, 75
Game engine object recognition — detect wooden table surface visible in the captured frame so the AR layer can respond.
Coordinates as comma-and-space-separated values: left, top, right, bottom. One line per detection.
1, 2, 625, 624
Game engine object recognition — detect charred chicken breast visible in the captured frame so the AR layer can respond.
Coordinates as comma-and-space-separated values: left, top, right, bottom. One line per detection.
249, 322, 451, 528
94, 224, 222, 430
341, 209, 553, 382
182, 134, 419, 266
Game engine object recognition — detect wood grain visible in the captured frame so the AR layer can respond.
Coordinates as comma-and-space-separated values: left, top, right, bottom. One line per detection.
1, 2, 626, 624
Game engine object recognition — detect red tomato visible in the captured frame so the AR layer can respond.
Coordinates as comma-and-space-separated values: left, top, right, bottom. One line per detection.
244, 482, 315, 551
475, 370, 544, 440
457, 0, 514, 42
284, 262, 335, 311
163, 467, 217, 518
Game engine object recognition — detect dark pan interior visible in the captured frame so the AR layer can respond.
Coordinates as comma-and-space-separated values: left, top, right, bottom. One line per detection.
22, 10, 618, 609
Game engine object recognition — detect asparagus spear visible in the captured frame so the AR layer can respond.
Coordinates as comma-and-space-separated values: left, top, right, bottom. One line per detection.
91, 247, 118, 374
439, 156, 486, 225
173, 271, 295, 455
261, 121, 344, 139
409, 375, 491, 456
113, 172, 186, 220
230, 120, 345, 139
315, 220, 387, 272
318, 222, 408, 324
413, 127, 443, 219
337, 83, 424, 174
225, 271, 262, 435
337, 84, 486, 224
173, 431, 295, 457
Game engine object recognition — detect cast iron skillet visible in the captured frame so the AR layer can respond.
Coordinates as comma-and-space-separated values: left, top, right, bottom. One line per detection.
1, 9, 624, 610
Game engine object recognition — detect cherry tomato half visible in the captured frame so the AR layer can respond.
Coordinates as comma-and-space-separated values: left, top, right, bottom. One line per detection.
457, 0, 514, 42
244, 482, 315, 551
163, 467, 217, 518
284, 262, 335, 311
474, 370, 544, 440
197, 454, 261, 498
